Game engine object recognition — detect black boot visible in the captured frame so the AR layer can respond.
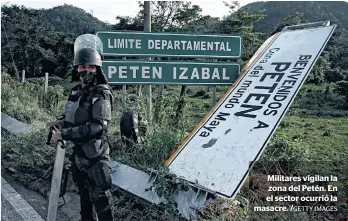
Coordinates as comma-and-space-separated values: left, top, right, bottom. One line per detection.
79, 186, 97, 221
93, 190, 114, 221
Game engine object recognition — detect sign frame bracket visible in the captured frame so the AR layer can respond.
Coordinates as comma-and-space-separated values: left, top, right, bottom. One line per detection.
282, 20, 331, 32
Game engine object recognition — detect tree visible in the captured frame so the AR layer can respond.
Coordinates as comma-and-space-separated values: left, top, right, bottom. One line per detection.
283, 12, 303, 25
270, 12, 303, 36
307, 51, 331, 84
334, 81, 348, 109
1, 4, 104, 78
112, 16, 143, 30
219, 2, 266, 64
133, 2, 208, 126
113, 1, 206, 32
325, 31, 348, 82
1, 5, 53, 77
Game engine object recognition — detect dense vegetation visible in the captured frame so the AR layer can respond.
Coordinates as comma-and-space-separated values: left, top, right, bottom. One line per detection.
1, 1, 348, 220
247, 1, 348, 34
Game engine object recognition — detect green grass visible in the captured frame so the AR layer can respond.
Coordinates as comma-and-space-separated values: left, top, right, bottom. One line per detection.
275, 115, 348, 161
1, 129, 58, 195
236, 114, 348, 221
291, 84, 348, 117
273, 115, 348, 195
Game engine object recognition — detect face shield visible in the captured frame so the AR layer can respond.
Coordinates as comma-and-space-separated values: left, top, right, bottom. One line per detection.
70, 34, 107, 84
74, 34, 103, 56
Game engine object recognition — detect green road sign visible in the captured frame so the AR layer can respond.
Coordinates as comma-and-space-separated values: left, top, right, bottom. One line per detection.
96, 31, 242, 58
102, 60, 240, 85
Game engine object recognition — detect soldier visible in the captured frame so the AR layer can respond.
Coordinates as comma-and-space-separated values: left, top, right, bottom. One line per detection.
47, 47, 115, 220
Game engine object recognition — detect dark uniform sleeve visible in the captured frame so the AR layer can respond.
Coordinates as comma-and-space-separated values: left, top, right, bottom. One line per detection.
61, 88, 112, 142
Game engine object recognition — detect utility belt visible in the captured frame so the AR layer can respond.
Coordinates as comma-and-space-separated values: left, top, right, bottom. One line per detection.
73, 136, 109, 160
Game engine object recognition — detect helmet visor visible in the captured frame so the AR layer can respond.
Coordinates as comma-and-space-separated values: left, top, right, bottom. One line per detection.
74, 34, 103, 55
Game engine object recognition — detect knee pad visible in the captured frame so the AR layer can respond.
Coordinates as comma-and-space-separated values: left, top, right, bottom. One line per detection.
87, 160, 112, 190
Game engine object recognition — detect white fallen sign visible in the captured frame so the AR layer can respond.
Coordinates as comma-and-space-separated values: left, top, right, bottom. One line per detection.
165, 21, 336, 198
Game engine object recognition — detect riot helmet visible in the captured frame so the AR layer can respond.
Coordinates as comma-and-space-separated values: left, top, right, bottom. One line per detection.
73, 48, 108, 85
74, 48, 102, 67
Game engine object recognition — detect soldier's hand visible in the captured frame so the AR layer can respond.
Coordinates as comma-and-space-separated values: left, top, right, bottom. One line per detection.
46, 120, 63, 130
52, 129, 63, 144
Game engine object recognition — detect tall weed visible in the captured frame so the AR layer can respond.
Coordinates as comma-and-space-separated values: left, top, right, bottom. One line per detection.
1, 73, 65, 124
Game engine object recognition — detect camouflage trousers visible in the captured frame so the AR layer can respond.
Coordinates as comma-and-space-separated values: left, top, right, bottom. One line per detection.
69, 146, 114, 221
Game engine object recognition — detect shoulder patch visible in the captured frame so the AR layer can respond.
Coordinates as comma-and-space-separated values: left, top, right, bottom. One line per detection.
71, 90, 79, 95
92, 97, 99, 104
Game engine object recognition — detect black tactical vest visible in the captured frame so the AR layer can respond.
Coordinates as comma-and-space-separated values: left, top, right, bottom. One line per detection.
64, 84, 107, 159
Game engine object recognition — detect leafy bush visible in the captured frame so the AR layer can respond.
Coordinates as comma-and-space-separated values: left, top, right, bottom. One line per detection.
109, 123, 181, 171
292, 84, 348, 117
255, 138, 309, 175
192, 90, 208, 98
1, 73, 66, 124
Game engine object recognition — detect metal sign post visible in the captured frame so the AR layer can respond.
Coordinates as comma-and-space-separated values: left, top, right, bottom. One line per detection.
144, 1, 152, 126
122, 57, 127, 109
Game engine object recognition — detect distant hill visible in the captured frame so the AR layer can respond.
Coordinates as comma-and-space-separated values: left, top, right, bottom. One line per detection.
245, 1, 348, 34
41, 4, 109, 34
